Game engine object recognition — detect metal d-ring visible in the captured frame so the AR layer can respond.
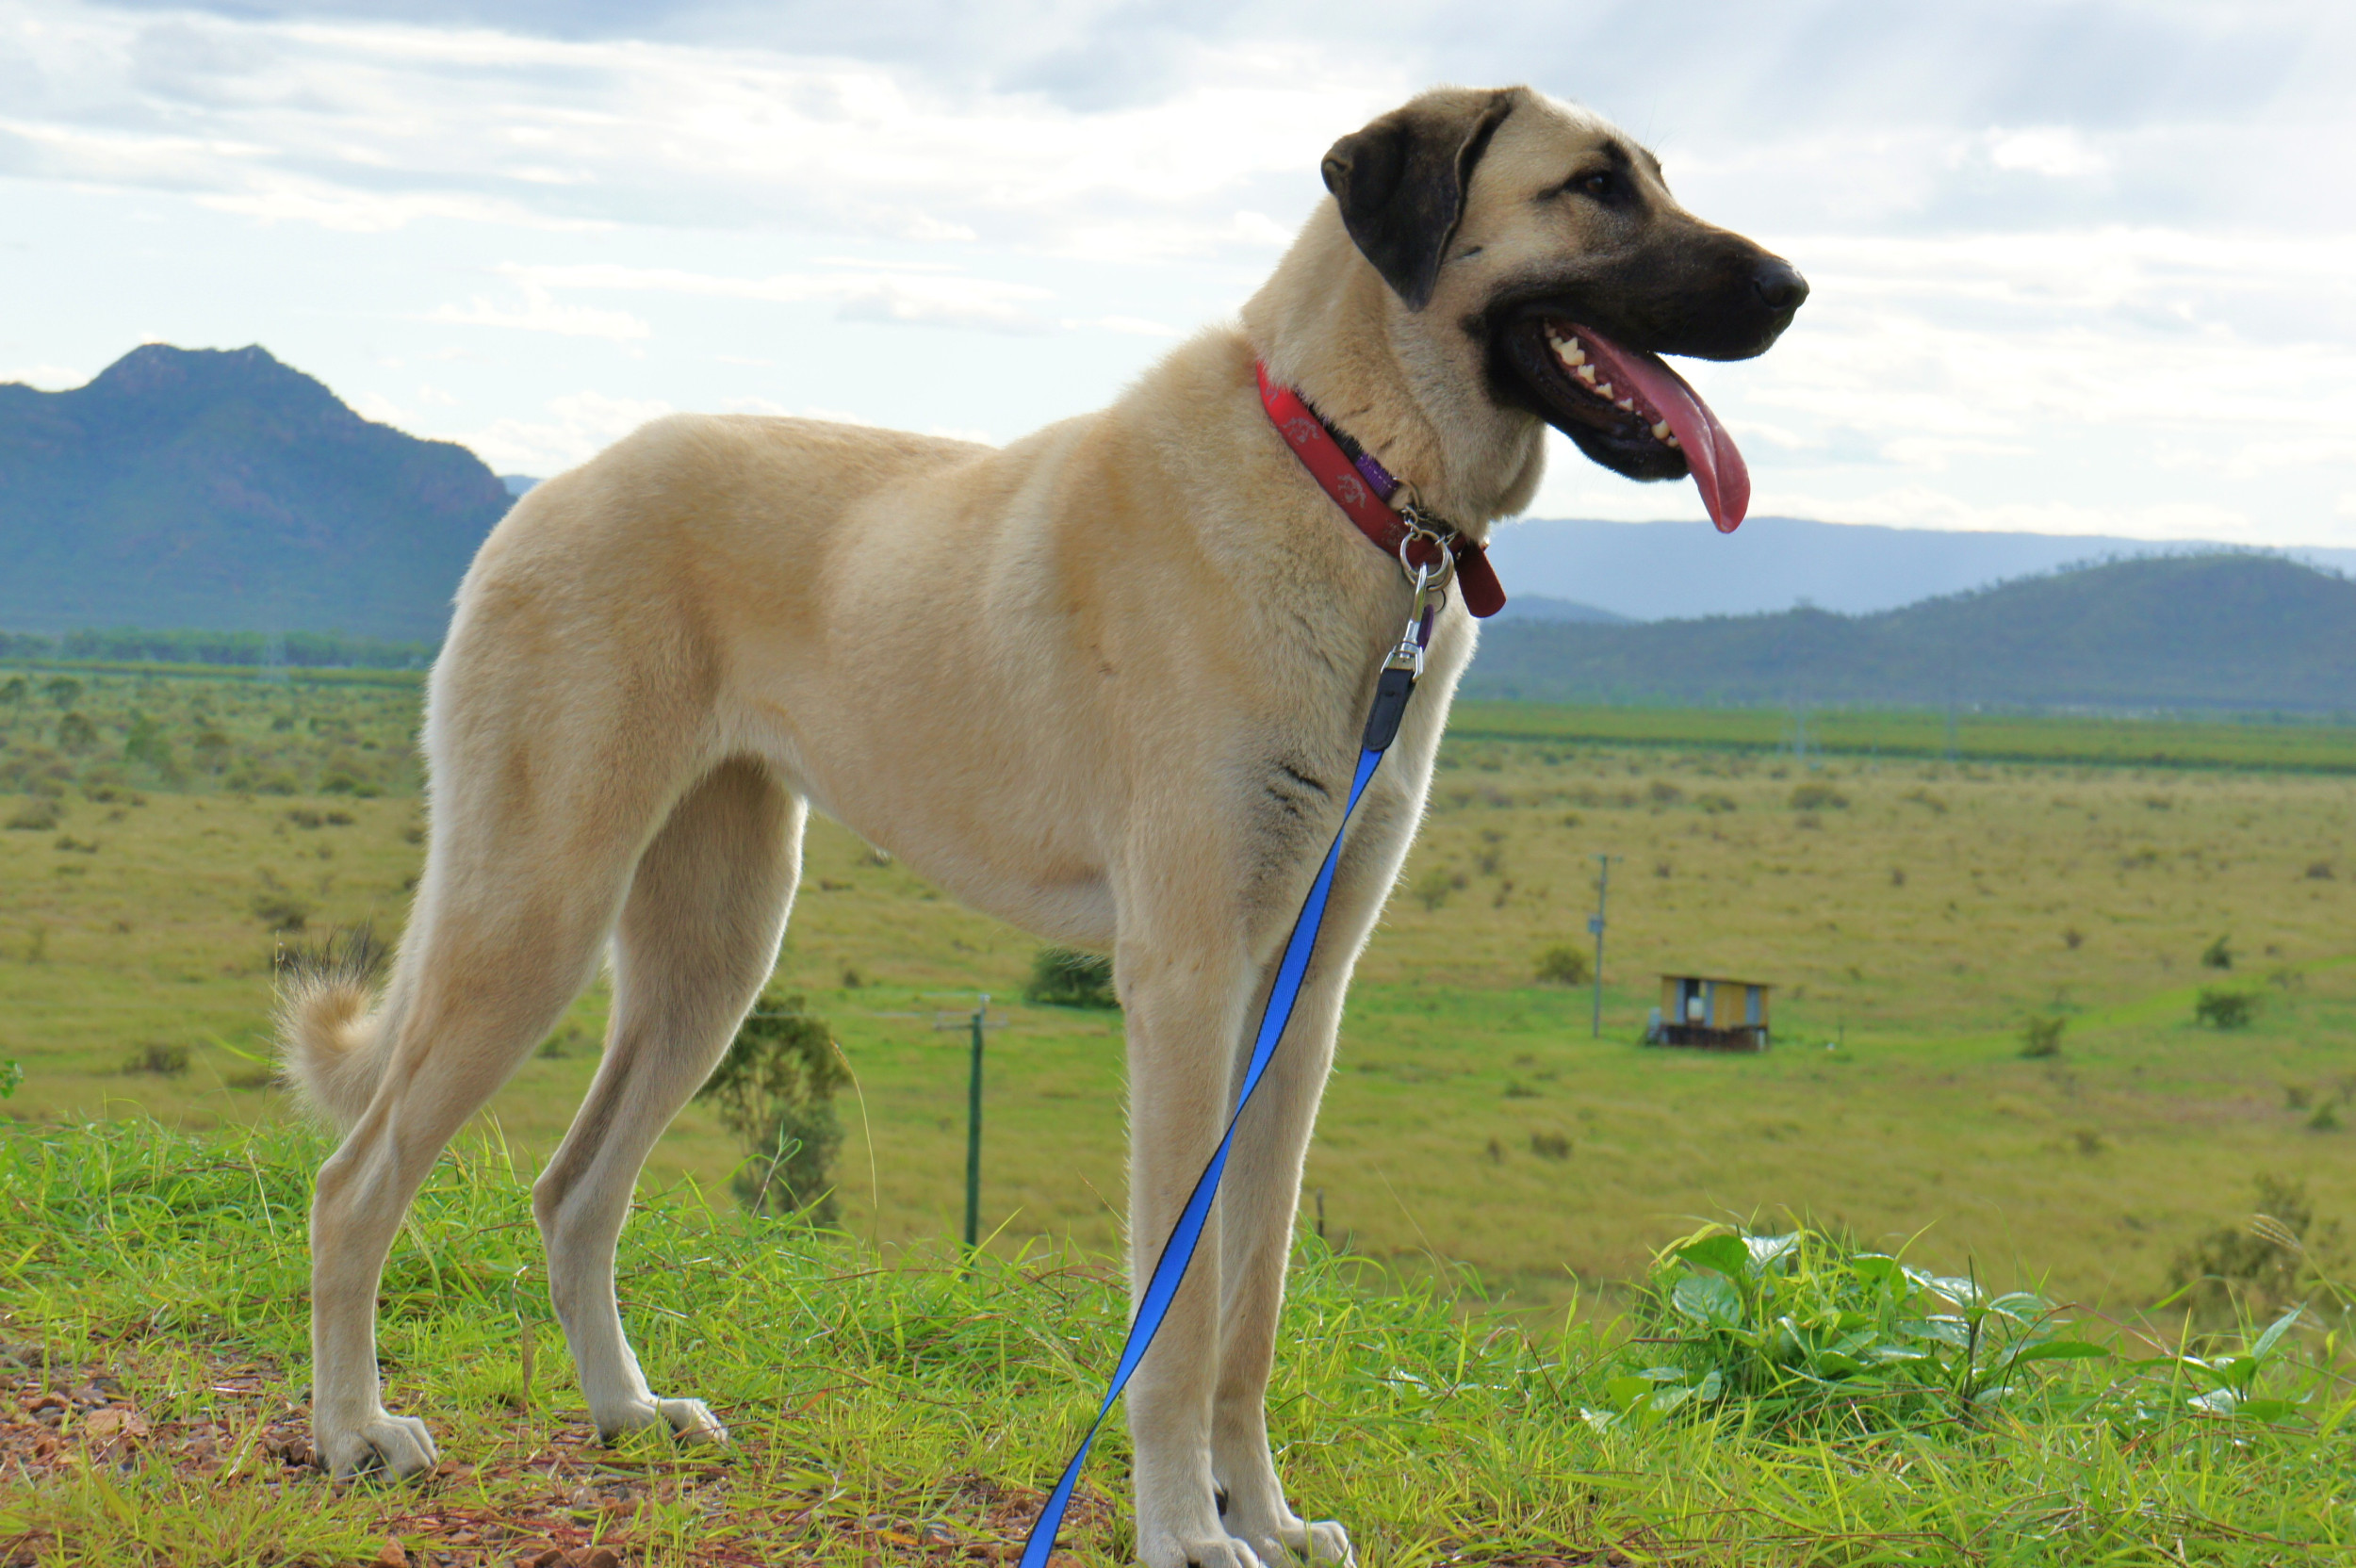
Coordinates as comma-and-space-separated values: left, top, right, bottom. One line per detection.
1397, 526, 1456, 593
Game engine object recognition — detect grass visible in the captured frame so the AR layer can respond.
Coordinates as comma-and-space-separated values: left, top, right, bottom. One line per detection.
6, 678, 2356, 1316
1448, 701, 2356, 774
3, 1117, 2351, 1566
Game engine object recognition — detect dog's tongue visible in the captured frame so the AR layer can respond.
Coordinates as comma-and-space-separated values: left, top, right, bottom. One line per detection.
1577, 326, 1750, 533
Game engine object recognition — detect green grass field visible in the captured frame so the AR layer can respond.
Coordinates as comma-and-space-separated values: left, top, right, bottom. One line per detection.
3, 1119, 2349, 1566
5, 669, 2355, 1316
6, 669, 2356, 1562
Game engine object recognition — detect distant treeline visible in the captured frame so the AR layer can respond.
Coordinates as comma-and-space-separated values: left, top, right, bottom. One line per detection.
0, 628, 434, 669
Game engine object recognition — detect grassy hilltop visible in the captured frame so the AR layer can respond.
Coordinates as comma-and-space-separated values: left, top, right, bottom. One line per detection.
3, 1118, 2348, 1565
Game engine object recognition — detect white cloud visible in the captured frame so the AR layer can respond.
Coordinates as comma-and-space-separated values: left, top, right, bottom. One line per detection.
2, 0, 2351, 554
1978, 126, 2110, 179
429, 283, 651, 340
451, 389, 676, 474
494, 261, 1059, 335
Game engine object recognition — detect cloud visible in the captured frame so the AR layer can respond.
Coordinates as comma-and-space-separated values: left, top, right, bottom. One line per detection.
450, 388, 675, 473
10, 0, 2354, 551
488, 261, 1060, 334
429, 283, 651, 339
1977, 126, 2109, 178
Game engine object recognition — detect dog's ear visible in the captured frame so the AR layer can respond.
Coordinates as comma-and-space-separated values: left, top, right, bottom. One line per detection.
1321, 89, 1516, 311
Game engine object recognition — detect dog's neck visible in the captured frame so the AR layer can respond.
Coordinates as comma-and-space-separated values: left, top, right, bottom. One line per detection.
1241, 208, 1546, 542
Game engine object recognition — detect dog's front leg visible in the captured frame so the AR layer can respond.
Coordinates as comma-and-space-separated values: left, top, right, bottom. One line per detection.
1120, 934, 1266, 1568
1210, 943, 1356, 1567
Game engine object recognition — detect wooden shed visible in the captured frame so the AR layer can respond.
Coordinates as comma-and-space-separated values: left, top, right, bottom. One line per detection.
1647, 973, 1772, 1052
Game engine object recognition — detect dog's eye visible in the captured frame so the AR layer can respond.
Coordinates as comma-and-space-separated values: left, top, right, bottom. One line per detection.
1567, 171, 1617, 202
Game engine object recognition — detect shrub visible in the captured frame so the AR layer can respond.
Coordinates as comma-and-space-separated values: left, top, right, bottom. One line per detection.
2306, 860, 2335, 880
2167, 1175, 2345, 1326
695, 994, 847, 1226
1646, 780, 1683, 806
2019, 1015, 2067, 1058
2194, 988, 2257, 1029
5, 799, 61, 832
1529, 1131, 1571, 1160
1789, 782, 1847, 811
251, 892, 313, 931
1025, 947, 1119, 1008
1534, 944, 1590, 986
1697, 792, 1739, 814
122, 1042, 190, 1077
2201, 934, 2234, 972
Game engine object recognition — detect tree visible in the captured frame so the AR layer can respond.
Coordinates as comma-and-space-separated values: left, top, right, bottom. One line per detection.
695, 995, 848, 1226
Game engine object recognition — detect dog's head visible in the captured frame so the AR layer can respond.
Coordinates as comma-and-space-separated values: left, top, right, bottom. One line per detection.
1318, 86, 1805, 530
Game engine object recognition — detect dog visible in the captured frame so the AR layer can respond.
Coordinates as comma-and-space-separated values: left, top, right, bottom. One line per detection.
278, 83, 1802, 1568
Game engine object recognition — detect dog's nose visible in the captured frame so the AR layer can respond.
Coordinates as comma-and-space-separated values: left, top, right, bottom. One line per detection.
1754, 259, 1808, 314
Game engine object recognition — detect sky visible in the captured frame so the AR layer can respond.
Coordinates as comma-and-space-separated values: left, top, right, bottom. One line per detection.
3, 0, 2352, 546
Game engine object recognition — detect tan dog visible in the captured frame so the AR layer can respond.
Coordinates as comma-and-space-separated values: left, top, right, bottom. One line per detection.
279, 84, 1802, 1568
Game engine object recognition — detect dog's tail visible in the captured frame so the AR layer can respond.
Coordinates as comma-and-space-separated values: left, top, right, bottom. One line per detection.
274, 926, 393, 1130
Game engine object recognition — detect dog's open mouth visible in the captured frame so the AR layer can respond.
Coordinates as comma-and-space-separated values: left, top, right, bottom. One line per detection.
1509, 318, 1752, 532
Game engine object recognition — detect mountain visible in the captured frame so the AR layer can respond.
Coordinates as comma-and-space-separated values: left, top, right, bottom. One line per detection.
1489, 594, 1632, 625
1485, 514, 2356, 622
0, 345, 512, 642
1463, 553, 2356, 713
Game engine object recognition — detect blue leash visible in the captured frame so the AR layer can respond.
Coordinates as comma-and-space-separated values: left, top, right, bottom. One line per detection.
1018, 578, 1437, 1568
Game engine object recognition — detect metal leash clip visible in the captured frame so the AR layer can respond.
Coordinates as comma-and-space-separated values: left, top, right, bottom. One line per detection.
1384, 558, 1439, 678
1395, 501, 1459, 596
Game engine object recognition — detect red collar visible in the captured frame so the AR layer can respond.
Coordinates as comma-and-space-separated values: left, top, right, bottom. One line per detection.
1253, 362, 1506, 618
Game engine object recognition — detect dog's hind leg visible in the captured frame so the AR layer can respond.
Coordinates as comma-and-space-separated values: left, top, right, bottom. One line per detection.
532, 757, 803, 1446
306, 783, 657, 1479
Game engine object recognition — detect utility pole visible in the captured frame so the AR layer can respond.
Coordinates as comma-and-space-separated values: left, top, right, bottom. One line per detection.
1590, 854, 1621, 1038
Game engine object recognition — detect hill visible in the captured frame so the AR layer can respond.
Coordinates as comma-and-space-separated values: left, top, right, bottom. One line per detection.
1486, 514, 2356, 620
0, 345, 510, 643
1464, 552, 2356, 713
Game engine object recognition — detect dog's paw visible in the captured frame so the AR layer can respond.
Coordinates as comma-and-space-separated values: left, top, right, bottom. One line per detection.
319, 1411, 439, 1479
1226, 1510, 1354, 1566
597, 1396, 728, 1446
653, 1396, 728, 1445
1138, 1531, 1267, 1568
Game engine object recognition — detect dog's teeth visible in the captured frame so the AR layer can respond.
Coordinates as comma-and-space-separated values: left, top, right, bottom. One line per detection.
1615, 398, 1635, 412
1575, 365, 1597, 384
1665, 434, 1682, 449
1595, 382, 1615, 399
1650, 420, 1673, 440
1555, 342, 1586, 368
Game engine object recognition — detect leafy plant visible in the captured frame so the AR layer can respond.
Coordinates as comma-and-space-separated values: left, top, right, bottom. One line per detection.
1023, 947, 1119, 1008
1593, 1224, 2109, 1437
1789, 782, 1848, 811
0, 1059, 22, 1099
695, 994, 848, 1226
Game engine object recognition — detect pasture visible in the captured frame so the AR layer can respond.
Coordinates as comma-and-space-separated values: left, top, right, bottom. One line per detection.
4, 666, 2352, 1316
